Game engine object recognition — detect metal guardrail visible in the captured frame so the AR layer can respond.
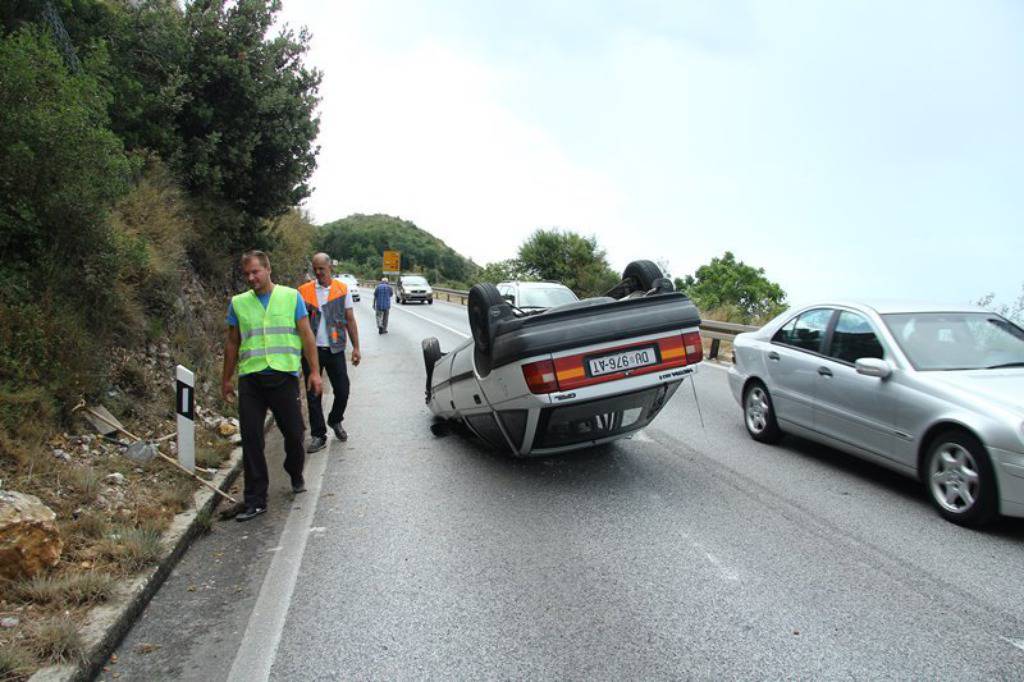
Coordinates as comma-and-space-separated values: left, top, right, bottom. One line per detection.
362, 282, 760, 360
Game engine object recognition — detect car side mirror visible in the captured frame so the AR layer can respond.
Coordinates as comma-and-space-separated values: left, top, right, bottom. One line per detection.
855, 357, 892, 379
503, 294, 515, 303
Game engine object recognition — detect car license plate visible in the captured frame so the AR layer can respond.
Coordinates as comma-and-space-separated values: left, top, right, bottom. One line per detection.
587, 346, 659, 377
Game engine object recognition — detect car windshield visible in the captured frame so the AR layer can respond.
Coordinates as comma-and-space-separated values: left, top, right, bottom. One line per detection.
403, 276, 428, 286
883, 312, 1024, 371
518, 287, 579, 309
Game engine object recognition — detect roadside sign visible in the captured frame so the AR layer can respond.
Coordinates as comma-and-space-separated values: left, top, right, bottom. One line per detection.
382, 250, 400, 274
175, 365, 195, 472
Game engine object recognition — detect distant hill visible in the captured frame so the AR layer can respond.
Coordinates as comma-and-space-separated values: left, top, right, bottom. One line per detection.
318, 214, 478, 286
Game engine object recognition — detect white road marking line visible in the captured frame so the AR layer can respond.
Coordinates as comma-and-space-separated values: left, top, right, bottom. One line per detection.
226, 438, 331, 682
700, 361, 730, 372
633, 430, 654, 443
1001, 637, 1024, 653
391, 305, 470, 337
691, 541, 740, 582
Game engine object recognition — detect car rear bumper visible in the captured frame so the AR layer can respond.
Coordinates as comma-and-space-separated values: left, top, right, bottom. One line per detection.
454, 379, 685, 456
992, 445, 1024, 519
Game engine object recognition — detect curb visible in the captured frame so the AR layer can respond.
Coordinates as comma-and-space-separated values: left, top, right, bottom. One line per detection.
28, 423, 259, 682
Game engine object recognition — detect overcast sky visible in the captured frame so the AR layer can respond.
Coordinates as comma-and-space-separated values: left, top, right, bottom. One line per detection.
276, 0, 1023, 307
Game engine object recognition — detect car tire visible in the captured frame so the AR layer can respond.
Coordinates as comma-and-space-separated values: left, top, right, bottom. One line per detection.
924, 430, 998, 527
468, 283, 504, 354
428, 298, 433, 305
623, 260, 663, 292
743, 381, 783, 444
422, 337, 442, 402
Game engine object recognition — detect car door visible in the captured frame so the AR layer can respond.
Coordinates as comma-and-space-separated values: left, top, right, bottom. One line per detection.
765, 308, 834, 429
814, 309, 902, 461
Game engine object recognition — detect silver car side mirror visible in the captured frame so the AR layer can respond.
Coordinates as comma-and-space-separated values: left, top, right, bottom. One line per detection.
855, 357, 892, 379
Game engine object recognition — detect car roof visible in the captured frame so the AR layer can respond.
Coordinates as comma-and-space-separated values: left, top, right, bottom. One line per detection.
791, 299, 990, 315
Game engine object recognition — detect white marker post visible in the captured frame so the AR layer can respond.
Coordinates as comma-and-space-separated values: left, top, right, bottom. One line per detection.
175, 365, 196, 472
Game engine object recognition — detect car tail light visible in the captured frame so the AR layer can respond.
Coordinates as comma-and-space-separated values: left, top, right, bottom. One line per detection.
683, 331, 703, 364
522, 359, 559, 394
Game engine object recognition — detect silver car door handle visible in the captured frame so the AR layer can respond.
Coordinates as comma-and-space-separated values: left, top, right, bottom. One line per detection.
818, 366, 833, 377
768, 351, 780, 361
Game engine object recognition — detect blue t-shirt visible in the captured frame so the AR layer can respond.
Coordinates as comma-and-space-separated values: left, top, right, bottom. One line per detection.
227, 290, 307, 375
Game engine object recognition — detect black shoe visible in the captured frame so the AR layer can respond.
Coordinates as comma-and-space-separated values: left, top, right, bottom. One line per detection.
330, 422, 347, 441
235, 506, 266, 522
306, 435, 327, 453
291, 476, 306, 494
378, 327, 383, 334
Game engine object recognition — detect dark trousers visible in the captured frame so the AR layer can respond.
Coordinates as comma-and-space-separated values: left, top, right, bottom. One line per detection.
238, 372, 306, 508
302, 346, 349, 438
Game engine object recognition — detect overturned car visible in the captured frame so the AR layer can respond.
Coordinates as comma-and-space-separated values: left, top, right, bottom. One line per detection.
422, 261, 704, 456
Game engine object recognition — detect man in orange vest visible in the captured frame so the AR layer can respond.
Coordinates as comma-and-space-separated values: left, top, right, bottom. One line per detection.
298, 253, 361, 453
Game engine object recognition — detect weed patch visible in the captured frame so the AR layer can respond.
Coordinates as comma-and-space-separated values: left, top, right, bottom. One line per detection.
27, 617, 84, 666
8, 572, 114, 607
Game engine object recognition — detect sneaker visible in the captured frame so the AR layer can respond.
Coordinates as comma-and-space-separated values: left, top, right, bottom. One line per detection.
330, 422, 348, 441
235, 506, 266, 522
291, 476, 306, 494
306, 435, 327, 453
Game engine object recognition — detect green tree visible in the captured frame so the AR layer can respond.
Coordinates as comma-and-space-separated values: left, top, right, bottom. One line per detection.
477, 259, 528, 284
516, 229, 619, 297
178, 0, 321, 239
676, 251, 786, 322
0, 28, 130, 281
318, 214, 477, 284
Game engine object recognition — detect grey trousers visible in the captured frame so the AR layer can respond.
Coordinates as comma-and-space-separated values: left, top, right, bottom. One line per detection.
375, 308, 389, 331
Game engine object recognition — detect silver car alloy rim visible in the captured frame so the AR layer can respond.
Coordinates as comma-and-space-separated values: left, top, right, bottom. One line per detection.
929, 442, 980, 514
745, 387, 769, 434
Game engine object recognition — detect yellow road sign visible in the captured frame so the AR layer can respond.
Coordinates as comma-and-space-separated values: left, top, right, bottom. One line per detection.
382, 250, 400, 274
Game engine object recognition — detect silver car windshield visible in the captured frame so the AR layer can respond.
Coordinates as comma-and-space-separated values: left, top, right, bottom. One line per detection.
403, 277, 428, 286
518, 287, 579, 309
883, 312, 1024, 371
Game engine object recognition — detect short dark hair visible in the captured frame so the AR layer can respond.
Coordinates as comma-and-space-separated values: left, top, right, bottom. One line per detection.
241, 250, 270, 269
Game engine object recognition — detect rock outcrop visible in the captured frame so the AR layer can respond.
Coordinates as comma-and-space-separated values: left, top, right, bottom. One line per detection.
0, 490, 63, 580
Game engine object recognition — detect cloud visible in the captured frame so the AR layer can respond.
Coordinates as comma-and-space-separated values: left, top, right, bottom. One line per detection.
293, 9, 624, 265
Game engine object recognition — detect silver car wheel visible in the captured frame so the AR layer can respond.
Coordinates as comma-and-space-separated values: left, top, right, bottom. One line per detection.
745, 386, 769, 434
928, 442, 981, 514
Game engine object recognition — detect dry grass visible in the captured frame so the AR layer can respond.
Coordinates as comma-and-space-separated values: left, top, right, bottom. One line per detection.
0, 644, 35, 680
26, 616, 84, 666
63, 467, 103, 502
157, 477, 196, 513
97, 527, 164, 573
196, 439, 234, 469
7, 572, 114, 607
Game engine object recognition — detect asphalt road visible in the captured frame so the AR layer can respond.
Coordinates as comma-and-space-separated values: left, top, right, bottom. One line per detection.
107, 294, 1024, 681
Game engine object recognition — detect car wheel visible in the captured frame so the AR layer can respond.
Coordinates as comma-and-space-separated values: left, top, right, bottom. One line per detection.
422, 337, 442, 402
623, 260, 663, 292
468, 283, 504, 354
428, 298, 433, 305
743, 381, 783, 444
925, 430, 998, 526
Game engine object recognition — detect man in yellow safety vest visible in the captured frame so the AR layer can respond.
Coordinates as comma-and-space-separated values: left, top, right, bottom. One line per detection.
221, 250, 323, 521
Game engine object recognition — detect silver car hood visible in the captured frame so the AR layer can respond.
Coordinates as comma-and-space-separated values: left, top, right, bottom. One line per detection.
926, 369, 1024, 418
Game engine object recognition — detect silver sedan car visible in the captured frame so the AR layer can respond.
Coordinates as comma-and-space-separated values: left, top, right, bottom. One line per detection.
727, 301, 1024, 526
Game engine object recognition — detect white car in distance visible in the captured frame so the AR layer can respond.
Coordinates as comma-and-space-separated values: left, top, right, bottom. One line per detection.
334, 273, 361, 302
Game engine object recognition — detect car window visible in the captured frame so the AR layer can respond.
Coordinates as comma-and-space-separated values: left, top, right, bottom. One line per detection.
827, 311, 884, 363
518, 287, 579, 309
403, 276, 428, 286
772, 308, 833, 353
884, 312, 1024, 370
